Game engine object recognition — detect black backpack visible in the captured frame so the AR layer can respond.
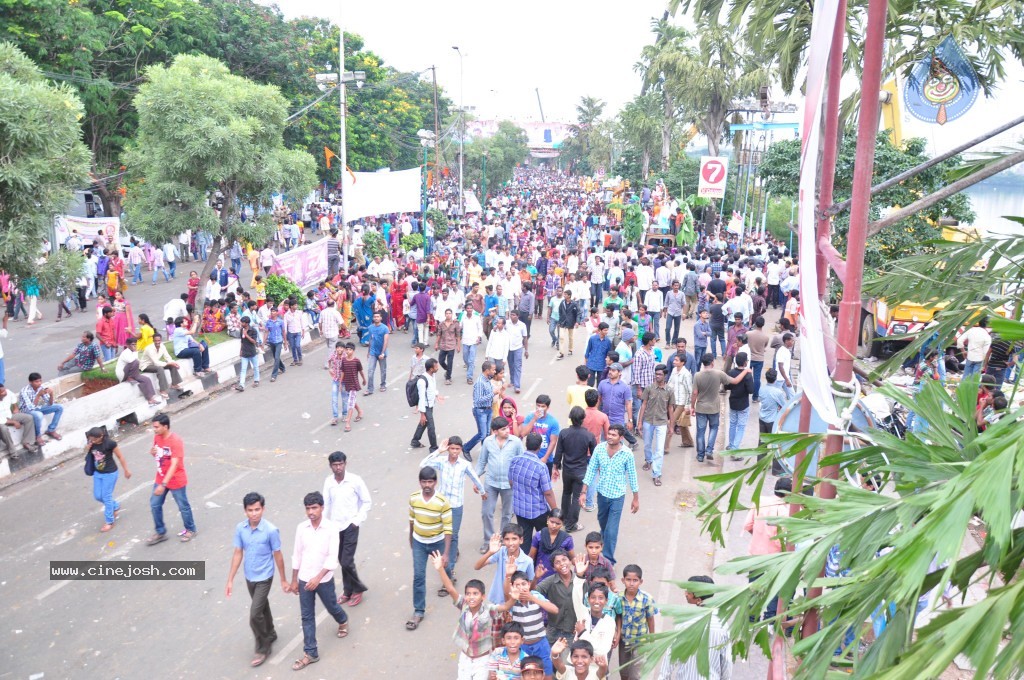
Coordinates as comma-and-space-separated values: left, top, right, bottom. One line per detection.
405, 375, 426, 407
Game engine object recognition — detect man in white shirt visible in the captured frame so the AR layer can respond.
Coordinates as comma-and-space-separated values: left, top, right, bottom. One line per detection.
485, 317, 511, 373
506, 310, 529, 393
162, 241, 179, 279
957, 316, 992, 378
460, 304, 484, 383
723, 285, 754, 324
163, 295, 189, 325
289, 491, 348, 669
635, 257, 655, 297
411, 358, 441, 450
322, 451, 371, 607
775, 333, 796, 398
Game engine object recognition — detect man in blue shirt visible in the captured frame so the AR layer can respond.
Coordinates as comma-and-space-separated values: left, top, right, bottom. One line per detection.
226, 492, 288, 668
464, 361, 497, 457
521, 394, 561, 470
584, 322, 612, 386
365, 312, 389, 394
264, 307, 287, 381
757, 368, 788, 447
351, 288, 374, 346
597, 363, 638, 446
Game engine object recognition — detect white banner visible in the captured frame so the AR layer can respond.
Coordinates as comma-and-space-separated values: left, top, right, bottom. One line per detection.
797, 0, 842, 426
55, 215, 121, 247
342, 167, 422, 223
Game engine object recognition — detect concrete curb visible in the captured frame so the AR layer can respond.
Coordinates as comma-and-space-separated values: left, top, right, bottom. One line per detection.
0, 327, 329, 489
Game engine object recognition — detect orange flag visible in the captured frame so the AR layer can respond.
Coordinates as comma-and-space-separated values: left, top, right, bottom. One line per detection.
324, 146, 337, 169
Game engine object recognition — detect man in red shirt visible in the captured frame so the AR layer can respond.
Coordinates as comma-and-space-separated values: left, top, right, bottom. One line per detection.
147, 413, 197, 544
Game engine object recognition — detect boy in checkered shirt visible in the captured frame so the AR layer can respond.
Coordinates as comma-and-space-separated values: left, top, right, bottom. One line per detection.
617, 563, 658, 680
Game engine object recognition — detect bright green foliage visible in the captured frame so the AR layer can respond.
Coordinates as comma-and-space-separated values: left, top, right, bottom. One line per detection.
621, 204, 646, 244
362, 231, 386, 260
264, 274, 302, 307
400, 233, 424, 253
426, 208, 448, 240
38, 249, 86, 297
0, 42, 90, 276
617, 93, 663, 179
123, 54, 316, 306
560, 96, 609, 176
464, 122, 529, 195
759, 132, 974, 270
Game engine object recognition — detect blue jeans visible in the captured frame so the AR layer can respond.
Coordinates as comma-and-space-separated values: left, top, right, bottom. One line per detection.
167, 261, 176, 278
150, 484, 196, 535
298, 578, 347, 658
728, 407, 749, 450
29, 404, 63, 435
331, 380, 347, 419
367, 353, 387, 390
548, 317, 560, 347
287, 332, 303, 362
269, 342, 286, 378
642, 422, 667, 477
238, 356, 259, 386
93, 470, 120, 524
464, 406, 492, 453
665, 314, 681, 344
462, 343, 477, 381
695, 412, 720, 460
199, 243, 208, 261
711, 326, 726, 358
507, 348, 523, 389
596, 493, 625, 564
751, 360, 764, 399
585, 469, 599, 508
446, 505, 463, 578
132, 263, 142, 284
152, 267, 170, 283
411, 538, 445, 616
231, 257, 242, 275
694, 346, 707, 368
176, 341, 210, 373
963, 360, 983, 378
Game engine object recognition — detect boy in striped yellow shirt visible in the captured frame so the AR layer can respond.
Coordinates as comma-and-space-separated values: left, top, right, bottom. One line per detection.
407, 466, 452, 631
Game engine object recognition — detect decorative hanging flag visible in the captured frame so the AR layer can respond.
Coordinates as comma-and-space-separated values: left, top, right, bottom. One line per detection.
324, 146, 337, 169
904, 36, 980, 126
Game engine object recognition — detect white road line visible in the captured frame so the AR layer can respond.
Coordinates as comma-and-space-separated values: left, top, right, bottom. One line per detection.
310, 419, 333, 435
35, 580, 71, 601
521, 377, 543, 401
656, 504, 686, 616
203, 471, 252, 500
270, 609, 330, 666
118, 481, 153, 502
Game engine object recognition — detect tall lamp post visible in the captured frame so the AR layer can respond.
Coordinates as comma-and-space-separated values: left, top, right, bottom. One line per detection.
481, 150, 489, 212
452, 46, 464, 219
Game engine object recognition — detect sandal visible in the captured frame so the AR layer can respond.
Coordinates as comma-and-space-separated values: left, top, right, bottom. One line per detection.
354, 415, 363, 422
251, 653, 267, 667
292, 654, 319, 670
331, 418, 338, 426
344, 424, 352, 432
336, 622, 349, 638
100, 523, 114, 532
46, 431, 62, 441
642, 462, 651, 471
654, 477, 663, 486
405, 614, 424, 631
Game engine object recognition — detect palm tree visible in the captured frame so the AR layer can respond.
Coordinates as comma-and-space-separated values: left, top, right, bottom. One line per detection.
563, 95, 607, 175
618, 93, 662, 179
636, 15, 692, 170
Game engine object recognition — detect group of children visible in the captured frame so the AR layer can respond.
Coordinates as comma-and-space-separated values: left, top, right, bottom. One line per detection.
437, 522, 658, 680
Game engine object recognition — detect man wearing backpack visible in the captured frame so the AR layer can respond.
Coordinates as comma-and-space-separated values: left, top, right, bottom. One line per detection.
410, 358, 440, 450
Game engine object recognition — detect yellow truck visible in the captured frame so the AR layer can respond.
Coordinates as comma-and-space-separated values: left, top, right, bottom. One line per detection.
858, 226, 986, 358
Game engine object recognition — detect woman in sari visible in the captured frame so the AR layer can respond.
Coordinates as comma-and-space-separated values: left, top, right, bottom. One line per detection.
389, 277, 407, 331
111, 291, 134, 347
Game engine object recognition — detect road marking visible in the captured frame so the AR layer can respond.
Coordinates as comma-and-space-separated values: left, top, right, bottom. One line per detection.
270, 609, 330, 666
203, 471, 252, 500
310, 419, 333, 435
118, 481, 153, 502
35, 580, 71, 601
521, 377, 543, 401
656, 504, 686, 611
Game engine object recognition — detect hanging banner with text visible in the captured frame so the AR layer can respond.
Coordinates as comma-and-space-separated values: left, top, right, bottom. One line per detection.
796, 0, 842, 426
268, 238, 329, 290
342, 167, 422, 223
697, 156, 729, 198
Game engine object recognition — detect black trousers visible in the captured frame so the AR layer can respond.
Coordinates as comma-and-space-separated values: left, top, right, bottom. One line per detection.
412, 407, 437, 449
520, 315, 532, 337
246, 577, 277, 655
438, 349, 455, 380
561, 470, 586, 528
338, 525, 368, 596
76, 286, 87, 310
516, 511, 550, 548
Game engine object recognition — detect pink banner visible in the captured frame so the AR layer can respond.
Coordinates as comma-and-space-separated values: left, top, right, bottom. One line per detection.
268, 239, 329, 290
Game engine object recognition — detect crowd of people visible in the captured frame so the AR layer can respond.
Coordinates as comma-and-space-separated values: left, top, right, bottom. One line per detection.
10, 166, 821, 679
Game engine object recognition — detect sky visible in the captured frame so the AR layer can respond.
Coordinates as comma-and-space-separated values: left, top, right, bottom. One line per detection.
268, 0, 670, 124
266, 0, 1024, 157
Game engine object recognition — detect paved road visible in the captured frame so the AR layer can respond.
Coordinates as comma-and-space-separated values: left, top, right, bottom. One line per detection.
0, 311, 772, 679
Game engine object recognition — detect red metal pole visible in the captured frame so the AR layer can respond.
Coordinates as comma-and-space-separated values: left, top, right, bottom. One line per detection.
792, 0, 848, 647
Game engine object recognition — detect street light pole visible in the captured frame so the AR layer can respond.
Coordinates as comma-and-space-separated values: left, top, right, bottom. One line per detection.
339, 17, 347, 228
452, 46, 464, 219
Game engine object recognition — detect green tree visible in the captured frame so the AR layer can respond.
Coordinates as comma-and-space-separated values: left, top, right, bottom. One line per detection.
618, 93, 663, 180
0, 42, 90, 276
758, 132, 974, 270
464, 121, 529, 196
562, 96, 607, 175
123, 54, 316, 307
636, 17, 692, 171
